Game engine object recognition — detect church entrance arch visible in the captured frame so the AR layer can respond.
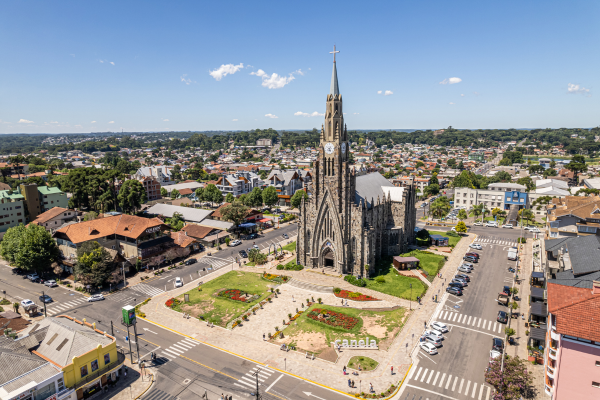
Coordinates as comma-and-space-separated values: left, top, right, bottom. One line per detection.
322, 247, 335, 268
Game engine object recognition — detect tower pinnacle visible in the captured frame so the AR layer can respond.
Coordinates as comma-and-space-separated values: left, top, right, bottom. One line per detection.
329, 45, 340, 95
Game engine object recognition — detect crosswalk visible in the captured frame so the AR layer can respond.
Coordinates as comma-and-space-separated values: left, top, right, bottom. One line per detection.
198, 256, 232, 270
234, 365, 276, 390
106, 288, 140, 305
476, 236, 518, 246
408, 366, 491, 400
46, 297, 88, 316
435, 310, 504, 334
160, 337, 199, 358
132, 283, 165, 297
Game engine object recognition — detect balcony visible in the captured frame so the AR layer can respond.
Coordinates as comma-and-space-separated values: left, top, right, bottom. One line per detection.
545, 384, 553, 396
546, 365, 555, 379
548, 348, 558, 361
551, 329, 560, 341
73, 350, 126, 390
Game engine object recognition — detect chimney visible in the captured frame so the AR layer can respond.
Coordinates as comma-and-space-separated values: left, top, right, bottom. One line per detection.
593, 280, 600, 295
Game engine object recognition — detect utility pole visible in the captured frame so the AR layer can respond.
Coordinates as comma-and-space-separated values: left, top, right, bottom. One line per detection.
133, 320, 140, 362
42, 291, 47, 317
126, 325, 133, 364
111, 320, 114, 337
253, 368, 261, 400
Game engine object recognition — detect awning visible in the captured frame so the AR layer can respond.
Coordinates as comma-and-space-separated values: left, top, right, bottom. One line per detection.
530, 302, 548, 317
529, 326, 547, 341
239, 223, 256, 228
530, 287, 545, 299
257, 218, 272, 223
531, 271, 545, 280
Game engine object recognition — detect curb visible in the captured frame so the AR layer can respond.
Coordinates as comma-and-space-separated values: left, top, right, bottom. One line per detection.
133, 371, 155, 400
389, 364, 412, 400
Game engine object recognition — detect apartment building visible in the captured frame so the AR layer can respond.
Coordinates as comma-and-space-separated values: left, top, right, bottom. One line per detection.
216, 171, 262, 197
134, 166, 174, 185
38, 186, 69, 212
454, 182, 527, 210
0, 190, 25, 233
265, 169, 304, 206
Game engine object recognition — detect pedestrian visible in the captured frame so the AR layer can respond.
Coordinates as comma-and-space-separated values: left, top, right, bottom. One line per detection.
352, 380, 355, 388
220, 394, 224, 400
391, 365, 394, 375
358, 365, 362, 372
343, 366, 346, 375
424, 321, 426, 329
341, 299, 344, 305
348, 378, 351, 387
263, 333, 265, 341
292, 295, 295, 302
369, 383, 374, 393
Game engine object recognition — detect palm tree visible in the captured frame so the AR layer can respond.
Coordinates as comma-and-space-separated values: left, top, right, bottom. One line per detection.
430, 200, 450, 220
472, 204, 484, 220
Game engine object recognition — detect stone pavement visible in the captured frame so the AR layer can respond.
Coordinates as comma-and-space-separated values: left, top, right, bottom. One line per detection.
139, 233, 476, 397
108, 359, 155, 400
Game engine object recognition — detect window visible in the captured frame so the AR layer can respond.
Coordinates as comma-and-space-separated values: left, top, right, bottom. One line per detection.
104, 353, 111, 364
91, 359, 99, 372
57, 377, 65, 391
593, 381, 600, 388
596, 361, 600, 367
578, 226, 597, 233
550, 222, 559, 228
80, 365, 88, 377
34, 382, 56, 400
550, 231, 558, 238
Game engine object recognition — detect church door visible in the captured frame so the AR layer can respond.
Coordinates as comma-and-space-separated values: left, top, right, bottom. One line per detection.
322, 247, 335, 268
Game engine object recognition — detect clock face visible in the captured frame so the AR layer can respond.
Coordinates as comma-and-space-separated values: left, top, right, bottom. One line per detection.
341, 142, 346, 154
324, 142, 335, 154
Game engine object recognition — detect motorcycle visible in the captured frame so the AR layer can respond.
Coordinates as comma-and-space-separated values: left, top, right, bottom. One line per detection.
508, 267, 515, 273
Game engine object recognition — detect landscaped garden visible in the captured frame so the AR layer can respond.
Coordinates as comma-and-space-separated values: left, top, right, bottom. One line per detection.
397, 250, 446, 281
333, 288, 379, 301
282, 241, 296, 252
170, 271, 273, 327
273, 304, 408, 356
348, 356, 379, 371
428, 230, 462, 247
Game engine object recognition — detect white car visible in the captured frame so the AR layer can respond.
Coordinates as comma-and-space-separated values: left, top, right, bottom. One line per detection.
229, 240, 242, 246
502, 224, 513, 229
431, 321, 448, 333
419, 342, 438, 355
44, 279, 57, 287
473, 221, 483, 226
458, 265, 472, 273
175, 277, 183, 288
469, 243, 482, 250
530, 228, 541, 233
485, 222, 498, 227
20, 299, 35, 308
87, 294, 105, 302
424, 329, 444, 340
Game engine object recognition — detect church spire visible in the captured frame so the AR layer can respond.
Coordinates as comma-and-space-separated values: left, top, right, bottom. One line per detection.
330, 45, 340, 95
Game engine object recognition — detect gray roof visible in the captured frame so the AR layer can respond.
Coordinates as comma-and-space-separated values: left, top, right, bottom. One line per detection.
146, 204, 213, 223
565, 235, 600, 276
162, 181, 203, 193
544, 237, 570, 253
0, 350, 48, 386
355, 172, 395, 209
488, 182, 526, 190
0, 360, 60, 395
198, 219, 234, 230
23, 317, 112, 367
330, 60, 339, 95
267, 169, 301, 186
549, 270, 600, 289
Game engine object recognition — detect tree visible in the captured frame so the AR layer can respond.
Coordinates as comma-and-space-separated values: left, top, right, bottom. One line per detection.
203, 184, 223, 204
457, 209, 468, 221
494, 171, 512, 182
290, 189, 308, 209
170, 189, 180, 199
566, 154, 587, 181
117, 180, 147, 214
452, 171, 474, 188
528, 164, 544, 175
0, 224, 59, 274
516, 176, 535, 192
246, 187, 263, 208
485, 355, 535, 400
492, 207, 502, 217
83, 211, 98, 221
430, 198, 451, 219
225, 193, 235, 203
543, 168, 558, 178
429, 174, 439, 186
447, 158, 457, 169
519, 209, 535, 225
248, 248, 267, 265
75, 241, 115, 288
262, 186, 279, 208
219, 201, 249, 227
455, 221, 467, 234
168, 212, 185, 231
194, 187, 204, 201
415, 228, 431, 242
161, 187, 168, 197
425, 183, 440, 196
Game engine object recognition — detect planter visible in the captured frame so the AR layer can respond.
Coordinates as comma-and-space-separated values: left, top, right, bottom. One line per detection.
536, 357, 544, 365
528, 355, 536, 362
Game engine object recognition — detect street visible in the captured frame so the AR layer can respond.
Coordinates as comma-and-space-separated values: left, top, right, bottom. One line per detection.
399, 227, 531, 400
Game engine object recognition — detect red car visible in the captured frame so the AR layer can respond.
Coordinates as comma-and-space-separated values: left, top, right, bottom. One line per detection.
465, 252, 480, 259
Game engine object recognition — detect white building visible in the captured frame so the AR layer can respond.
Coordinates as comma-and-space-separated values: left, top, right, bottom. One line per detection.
134, 166, 174, 186
216, 172, 262, 197
454, 182, 527, 210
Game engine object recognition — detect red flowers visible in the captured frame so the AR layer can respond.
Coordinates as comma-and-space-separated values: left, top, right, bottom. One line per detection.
334, 290, 378, 301
219, 289, 255, 302
307, 308, 359, 330
165, 298, 180, 308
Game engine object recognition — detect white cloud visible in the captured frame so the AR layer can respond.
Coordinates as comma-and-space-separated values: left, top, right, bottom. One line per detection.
294, 111, 324, 117
110, 61, 115, 66
449, 102, 455, 105
232, 119, 238, 121
294, 69, 305, 76
461, 94, 465, 97
353, 113, 359, 115
439, 77, 462, 85
265, 114, 278, 119
473, 91, 480, 96
18, 119, 34, 123
180, 74, 194, 85
377, 90, 393, 96
209, 63, 245, 81
0, 120, 9, 124
251, 69, 296, 89
50, 121, 59, 124
162, 119, 169, 122
568, 83, 591, 96
99, 60, 104, 63
377, 90, 382, 94
91, 121, 97, 123
108, 121, 115, 124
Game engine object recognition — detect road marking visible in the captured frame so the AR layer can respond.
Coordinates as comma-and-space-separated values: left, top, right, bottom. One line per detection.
405, 384, 461, 400
178, 354, 238, 380
458, 378, 464, 394
419, 351, 437, 364
478, 384, 485, 400
493, 322, 498, 332
266, 374, 284, 392
467, 316, 472, 325
240, 376, 259, 386
413, 367, 422, 381
464, 380, 470, 396
245, 373, 266, 382
162, 349, 180, 357
452, 313, 458, 322
486, 386, 491, 400
438, 372, 446, 387
472, 382, 477, 398
170, 344, 189, 352
432, 371, 440, 386
426, 369, 434, 384
487, 320, 491, 330
420, 368, 428, 382
478, 318, 483, 328
446, 375, 453, 390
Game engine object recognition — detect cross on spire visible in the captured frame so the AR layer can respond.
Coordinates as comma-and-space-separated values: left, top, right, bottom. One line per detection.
330, 45, 340, 63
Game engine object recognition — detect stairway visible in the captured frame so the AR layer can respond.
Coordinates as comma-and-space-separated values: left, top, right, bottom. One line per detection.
506, 205, 519, 226
286, 279, 334, 294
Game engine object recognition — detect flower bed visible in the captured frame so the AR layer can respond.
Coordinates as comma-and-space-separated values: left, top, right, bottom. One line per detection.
307, 308, 359, 330
334, 289, 379, 301
218, 289, 260, 303
165, 298, 181, 308
262, 272, 290, 284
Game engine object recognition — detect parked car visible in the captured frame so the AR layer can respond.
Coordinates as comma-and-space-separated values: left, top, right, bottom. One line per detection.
422, 334, 443, 348
462, 262, 474, 268
44, 279, 57, 287
492, 338, 504, 352
239, 250, 248, 258
469, 243, 482, 250
87, 294, 105, 302
282, 233, 289, 239
229, 240, 242, 246
497, 310, 508, 323
431, 321, 449, 333
453, 277, 468, 286
463, 256, 478, 263
20, 299, 35, 309
26, 274, 39, 282
529, 228, 541, 233
253, 244, 260, 250
455, 273, 470, 282
419, 342, 438, 355
458, 265, 472, 273
39, 294, 53, 303
473, 221, 483, 226
501, 224, 513, 229
247, 233, 258, 239
446, 286, 463, 295
184, 258, 197, 266
465, 252, 480, 259
424, 329, 444, 341
502, 285, 511, 296
485, 222, 498, 227
450, 279, 466, 288
175, 277, 183, 288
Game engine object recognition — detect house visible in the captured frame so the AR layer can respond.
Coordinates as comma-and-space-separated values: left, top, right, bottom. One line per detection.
161, 181, 204, 196
180, 224, 226, 247
256, 139, 272, 146
29, 207, 79, 232
138, 176, 161, 201
0, 162, 29, 176
145, 204, 213, 223
265, 169, 305, 206
134, 166, 174, 186
546, 195, 600, 238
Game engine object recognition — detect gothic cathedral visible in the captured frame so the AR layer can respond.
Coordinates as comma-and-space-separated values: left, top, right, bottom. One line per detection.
297, 49, 417, 277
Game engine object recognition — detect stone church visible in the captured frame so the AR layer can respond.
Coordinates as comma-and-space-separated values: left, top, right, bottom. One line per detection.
297, 50, 417, 277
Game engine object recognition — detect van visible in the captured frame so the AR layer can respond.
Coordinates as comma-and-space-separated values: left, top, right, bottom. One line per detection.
507, 251, 518, 261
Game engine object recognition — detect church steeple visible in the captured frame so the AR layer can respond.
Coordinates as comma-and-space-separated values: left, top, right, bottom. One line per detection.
330, 45, 340, 95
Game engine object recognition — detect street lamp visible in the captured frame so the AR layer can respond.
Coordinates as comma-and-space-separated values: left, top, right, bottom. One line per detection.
410, 283, 412, 310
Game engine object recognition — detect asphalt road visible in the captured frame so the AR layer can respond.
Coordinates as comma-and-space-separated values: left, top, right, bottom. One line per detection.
399, 228, 530, 400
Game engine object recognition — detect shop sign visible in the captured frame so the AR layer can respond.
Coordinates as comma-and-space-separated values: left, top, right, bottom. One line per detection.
145, 226, 160, 234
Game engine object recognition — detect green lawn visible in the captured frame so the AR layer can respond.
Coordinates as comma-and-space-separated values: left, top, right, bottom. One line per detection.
282, 241, 296, 252
348, 356, 379, 371
278, 304, 407, 353
364, 257, 427, 300
172, 271, 271, 327
428, 230, 462, 247
399, 250, 446, 280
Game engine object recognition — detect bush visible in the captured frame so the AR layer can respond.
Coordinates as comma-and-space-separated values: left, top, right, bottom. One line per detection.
333, 287, 341, 294
344, 275, 367, 287
276, 265, 284, 270
375, 276, 386, 284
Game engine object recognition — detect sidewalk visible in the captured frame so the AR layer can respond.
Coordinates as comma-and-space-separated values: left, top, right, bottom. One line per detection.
109, 359, 155, 400
139, 233, 475, 397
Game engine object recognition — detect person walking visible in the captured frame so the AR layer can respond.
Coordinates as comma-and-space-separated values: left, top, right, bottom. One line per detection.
391, 365, 394, 375
424, 321, 427, 329
351, 380, 355, 388
263, 333, 265, 341
343, 366, 347, 375
348, 378, 351, 387
369, 383, 374, 393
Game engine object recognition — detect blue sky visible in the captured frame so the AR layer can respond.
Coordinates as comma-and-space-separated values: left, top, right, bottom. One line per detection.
1, 0, 598, 134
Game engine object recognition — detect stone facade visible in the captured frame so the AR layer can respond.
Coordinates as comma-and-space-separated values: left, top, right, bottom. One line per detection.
297, 56, 417, 277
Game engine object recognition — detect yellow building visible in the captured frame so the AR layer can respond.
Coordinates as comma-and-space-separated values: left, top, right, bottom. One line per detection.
22, 316, 125, 399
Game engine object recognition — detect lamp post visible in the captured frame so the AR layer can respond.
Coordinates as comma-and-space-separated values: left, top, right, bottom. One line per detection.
410, 283, 412, 310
